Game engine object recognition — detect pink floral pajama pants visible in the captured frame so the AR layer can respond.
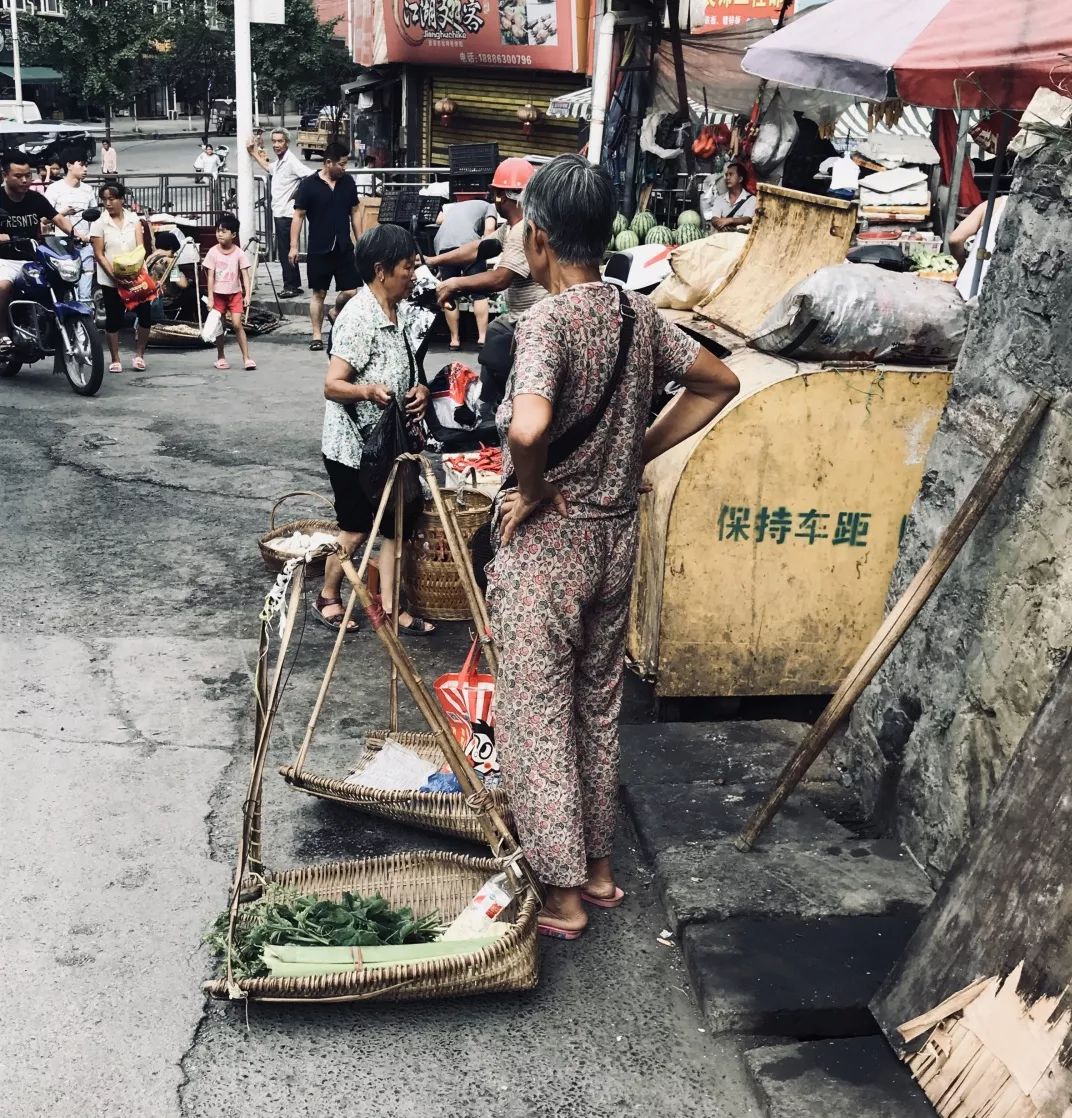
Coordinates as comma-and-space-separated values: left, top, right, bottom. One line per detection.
486, 508, 638, 887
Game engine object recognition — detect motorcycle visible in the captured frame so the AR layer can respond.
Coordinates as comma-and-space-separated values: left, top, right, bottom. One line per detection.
0, 206, 106, 396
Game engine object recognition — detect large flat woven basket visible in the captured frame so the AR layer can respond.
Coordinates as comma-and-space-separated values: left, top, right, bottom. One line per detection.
280, 729, 513, 843
204, 850, 539, 1003
402, 489, 492, 620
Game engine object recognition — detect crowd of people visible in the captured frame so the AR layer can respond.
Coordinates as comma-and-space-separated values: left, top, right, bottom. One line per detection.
3, 136, 745, 941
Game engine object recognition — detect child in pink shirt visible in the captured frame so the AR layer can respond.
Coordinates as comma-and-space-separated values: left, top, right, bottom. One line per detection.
204, 214, 255, 369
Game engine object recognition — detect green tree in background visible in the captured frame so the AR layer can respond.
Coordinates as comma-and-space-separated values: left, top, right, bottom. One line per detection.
21, 0, 162, 141
157, 0, 236, 142
252, 0, 355, 132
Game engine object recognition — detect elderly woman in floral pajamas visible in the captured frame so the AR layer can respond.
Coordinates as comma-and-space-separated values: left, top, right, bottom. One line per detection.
486, 155, 740, 938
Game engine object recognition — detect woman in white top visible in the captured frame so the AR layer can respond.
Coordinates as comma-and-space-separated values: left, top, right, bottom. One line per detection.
951, 195, 1008, 301
89, 182, 154, 373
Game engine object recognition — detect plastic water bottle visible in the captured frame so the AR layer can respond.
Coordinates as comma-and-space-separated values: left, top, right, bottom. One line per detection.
441, 871, 514, 941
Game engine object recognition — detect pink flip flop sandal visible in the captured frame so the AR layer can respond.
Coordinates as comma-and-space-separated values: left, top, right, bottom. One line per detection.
538, 921, 587, 941
132, 355, 146, 371
580, 886, 626, 909
214, 357, 230, 370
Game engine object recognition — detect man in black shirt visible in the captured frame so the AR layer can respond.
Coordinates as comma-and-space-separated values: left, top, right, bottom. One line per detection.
289, 140, 360, 350
0, 150, 81, 349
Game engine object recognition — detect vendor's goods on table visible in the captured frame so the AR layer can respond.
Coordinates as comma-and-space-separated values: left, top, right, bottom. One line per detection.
751, 262, 969, 364
443, 447, 502, 497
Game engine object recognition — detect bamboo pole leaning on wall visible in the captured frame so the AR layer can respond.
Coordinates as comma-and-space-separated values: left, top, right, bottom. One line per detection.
735, 391, 1051, 852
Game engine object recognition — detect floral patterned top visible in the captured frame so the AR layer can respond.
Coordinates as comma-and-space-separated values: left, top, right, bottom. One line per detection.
321, 285, 429, 469
498, 282, 701, 518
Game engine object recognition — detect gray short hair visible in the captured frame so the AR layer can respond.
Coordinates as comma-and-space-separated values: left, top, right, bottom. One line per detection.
521, 154, 615, 266
271, 128, 290, 142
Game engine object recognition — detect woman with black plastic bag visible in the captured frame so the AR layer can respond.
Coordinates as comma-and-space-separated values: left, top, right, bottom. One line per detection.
317, 225, 434, 636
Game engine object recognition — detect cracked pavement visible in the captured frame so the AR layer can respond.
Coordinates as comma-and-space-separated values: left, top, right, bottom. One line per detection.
1, 324, 761, 1117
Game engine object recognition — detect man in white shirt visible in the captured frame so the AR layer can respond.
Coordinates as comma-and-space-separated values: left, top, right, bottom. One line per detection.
248, 127, 312, 298
701, 161, 757, 231
44, 147, 95, 299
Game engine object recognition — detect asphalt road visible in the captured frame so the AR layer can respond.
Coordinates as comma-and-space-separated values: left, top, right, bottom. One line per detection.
0, 321, 761, 1117
104, 134, 322, 177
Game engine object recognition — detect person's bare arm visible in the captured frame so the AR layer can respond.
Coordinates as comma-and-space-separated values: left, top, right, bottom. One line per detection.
427, 238, 480, 269
350, 204, 361, 243
482, 216, 497, 235
205, 262, 215, 302
948, 201, 986, 265
51, 211, 78, 238
90, 235, 114, 283
500, 393, 567, 545
324, 354, 392, 404
437, 264, 513, 308
241, 264, 252, 306
642, 347, 740, 464
289, 209, 305, 265
246, 142, 270, 173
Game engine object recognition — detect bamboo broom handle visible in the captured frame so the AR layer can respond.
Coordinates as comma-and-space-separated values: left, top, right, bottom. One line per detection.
340, 555, 519, 856
421, 459, 499, 674
249, 620, 270, 877
735, 391, 1050, 853
389, 479, 404, 734
226, 565, 306, 991
291, 463, 404, 776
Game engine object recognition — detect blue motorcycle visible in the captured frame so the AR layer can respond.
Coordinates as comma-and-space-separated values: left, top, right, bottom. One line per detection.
0, 211, 105, 397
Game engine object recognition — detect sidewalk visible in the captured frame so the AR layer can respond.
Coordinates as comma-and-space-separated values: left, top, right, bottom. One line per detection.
618, 718, 938, 1116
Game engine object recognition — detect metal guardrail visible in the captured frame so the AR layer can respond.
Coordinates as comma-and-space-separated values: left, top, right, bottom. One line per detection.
85, 166, 454, 262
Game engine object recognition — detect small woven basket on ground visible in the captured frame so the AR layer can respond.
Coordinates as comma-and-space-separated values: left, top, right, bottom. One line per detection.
281, 729, 513, 843
147, 321, 213, 348
258, 491, 338, 574
402, 488, 492, 621
203, 849, 539, 1003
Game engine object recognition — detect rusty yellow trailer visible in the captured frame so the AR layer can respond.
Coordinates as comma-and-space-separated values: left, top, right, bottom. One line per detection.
629, 349, 952, 699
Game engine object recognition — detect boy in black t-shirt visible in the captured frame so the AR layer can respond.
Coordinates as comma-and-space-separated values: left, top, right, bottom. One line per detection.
0, 150, 82, 349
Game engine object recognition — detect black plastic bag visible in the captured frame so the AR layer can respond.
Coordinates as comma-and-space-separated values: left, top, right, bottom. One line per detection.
358, 398, 424, 523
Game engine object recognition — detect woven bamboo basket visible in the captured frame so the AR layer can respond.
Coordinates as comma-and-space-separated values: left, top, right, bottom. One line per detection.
281, 729, 513, 843
402, 489, 492, 621
258, 491, 338, 574
203, 850, 539, 1003
147, 320, 213, 348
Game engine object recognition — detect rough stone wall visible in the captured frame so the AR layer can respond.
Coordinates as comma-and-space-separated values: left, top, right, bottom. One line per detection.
837, 147, 1072, 880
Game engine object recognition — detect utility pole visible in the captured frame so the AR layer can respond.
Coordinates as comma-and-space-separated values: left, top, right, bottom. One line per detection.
233, 0, 256, 243
9, 0, 24, 124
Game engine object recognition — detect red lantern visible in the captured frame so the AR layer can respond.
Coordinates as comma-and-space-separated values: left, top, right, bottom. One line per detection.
517, 101, 538, 137
435, 94, 456, 127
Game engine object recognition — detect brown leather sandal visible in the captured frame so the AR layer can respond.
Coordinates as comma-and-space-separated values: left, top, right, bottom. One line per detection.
311, 594, 359, 633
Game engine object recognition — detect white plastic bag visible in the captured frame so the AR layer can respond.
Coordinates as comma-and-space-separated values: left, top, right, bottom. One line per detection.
751, 263, 970, 365
200, 307, 224, 343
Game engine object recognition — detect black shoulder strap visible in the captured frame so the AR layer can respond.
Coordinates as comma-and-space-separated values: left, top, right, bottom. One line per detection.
501, 285, 635, 491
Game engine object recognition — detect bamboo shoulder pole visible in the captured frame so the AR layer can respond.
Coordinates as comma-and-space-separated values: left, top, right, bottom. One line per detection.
735, 392, 1050, 853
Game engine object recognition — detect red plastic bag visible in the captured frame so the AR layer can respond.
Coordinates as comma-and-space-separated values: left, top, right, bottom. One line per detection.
433, 640, 497, 774
116, 268, 158, 310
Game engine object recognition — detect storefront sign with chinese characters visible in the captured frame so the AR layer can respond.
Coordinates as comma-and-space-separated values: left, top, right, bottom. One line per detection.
699, 0, 792, 31
385, 0, 582, 71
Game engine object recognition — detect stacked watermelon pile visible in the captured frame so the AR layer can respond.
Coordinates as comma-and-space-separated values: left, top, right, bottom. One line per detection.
607, 209, 709, 253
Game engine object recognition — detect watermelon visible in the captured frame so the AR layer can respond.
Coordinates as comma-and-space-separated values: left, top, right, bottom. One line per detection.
675, 223, 706, 244
612, 212, 629, 236
677, 209, 703, 228
644, 225, 676, 246
630, 211, 657, 237
614, 229, 640, 251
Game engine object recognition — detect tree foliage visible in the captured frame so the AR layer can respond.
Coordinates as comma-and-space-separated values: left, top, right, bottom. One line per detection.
157, 0, 235, 135
252, 0, 355, 117
21, 0, 161, 120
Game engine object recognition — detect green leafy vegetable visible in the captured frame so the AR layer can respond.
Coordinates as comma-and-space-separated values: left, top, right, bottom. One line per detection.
205, 885, 441, 979
908, 247, 959, 273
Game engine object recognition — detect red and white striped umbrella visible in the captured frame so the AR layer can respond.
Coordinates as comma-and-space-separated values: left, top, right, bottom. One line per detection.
742, 0, 1072, 110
